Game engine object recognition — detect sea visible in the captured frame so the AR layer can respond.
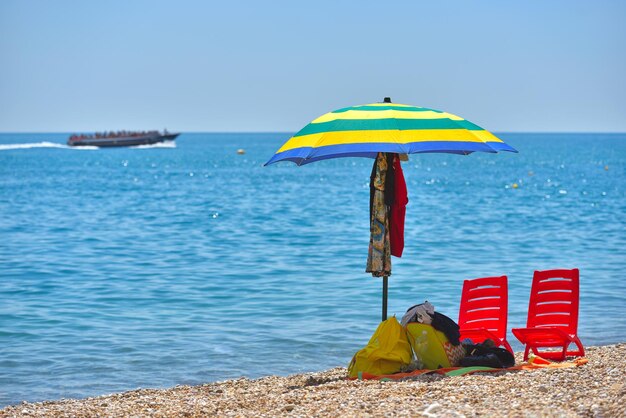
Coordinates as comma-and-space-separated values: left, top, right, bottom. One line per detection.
0, 133, 624, 406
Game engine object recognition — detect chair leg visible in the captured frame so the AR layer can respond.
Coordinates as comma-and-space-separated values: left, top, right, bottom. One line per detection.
503, 340, 514, 355
523, 345, 530, 361
531, 345, 540, 359
567, 337, 585, 358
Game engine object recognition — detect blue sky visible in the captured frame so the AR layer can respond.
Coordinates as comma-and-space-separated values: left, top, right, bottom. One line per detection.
1, 0, 624, 132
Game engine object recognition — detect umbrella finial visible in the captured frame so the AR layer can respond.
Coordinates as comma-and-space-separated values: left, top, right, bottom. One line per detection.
383, 97, 392, 103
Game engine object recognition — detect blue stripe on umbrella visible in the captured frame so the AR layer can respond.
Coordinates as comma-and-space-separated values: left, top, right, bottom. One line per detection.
264, 141, 516, 166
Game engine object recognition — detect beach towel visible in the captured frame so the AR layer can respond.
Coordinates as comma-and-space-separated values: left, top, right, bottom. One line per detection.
366, 153, 392, 277
350, 355, 588, 380
390, 155, 407, 257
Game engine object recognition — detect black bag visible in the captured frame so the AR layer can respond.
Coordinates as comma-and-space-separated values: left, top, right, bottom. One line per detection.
431, 312, 461, 346
460, 341, 515, 368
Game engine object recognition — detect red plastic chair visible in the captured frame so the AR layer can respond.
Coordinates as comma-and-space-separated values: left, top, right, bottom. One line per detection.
458, 275, 513, 354
512, 268, 584, 361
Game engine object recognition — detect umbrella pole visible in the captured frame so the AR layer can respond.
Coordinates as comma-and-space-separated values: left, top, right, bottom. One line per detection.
382, 276, 388, 321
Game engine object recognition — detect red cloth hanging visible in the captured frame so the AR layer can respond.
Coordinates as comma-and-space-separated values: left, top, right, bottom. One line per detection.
390, 156, 408, 257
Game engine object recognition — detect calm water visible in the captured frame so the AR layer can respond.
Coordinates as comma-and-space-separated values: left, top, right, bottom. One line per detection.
0, 133, 624, 406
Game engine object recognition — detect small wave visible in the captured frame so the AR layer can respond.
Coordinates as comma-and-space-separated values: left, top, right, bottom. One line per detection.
0, 142, 66, 150
0, 142, 99, 151
130, 141, 176, 149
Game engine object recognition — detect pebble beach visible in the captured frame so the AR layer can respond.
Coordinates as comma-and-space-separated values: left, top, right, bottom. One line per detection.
2, 344, 624, 417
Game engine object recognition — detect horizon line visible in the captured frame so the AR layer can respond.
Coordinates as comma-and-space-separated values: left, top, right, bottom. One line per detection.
1, 130, 626, 135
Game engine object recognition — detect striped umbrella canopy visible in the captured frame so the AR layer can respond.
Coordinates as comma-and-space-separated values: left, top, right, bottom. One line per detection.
265, 98, 517, 166
265, 98, 517, 321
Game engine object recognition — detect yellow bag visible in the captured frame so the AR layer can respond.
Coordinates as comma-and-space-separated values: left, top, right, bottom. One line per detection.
406, 323, 466, 369
348, 317, 412, 378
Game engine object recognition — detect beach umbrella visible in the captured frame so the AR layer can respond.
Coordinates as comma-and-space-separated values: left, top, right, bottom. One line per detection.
265, 98, 517, 320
